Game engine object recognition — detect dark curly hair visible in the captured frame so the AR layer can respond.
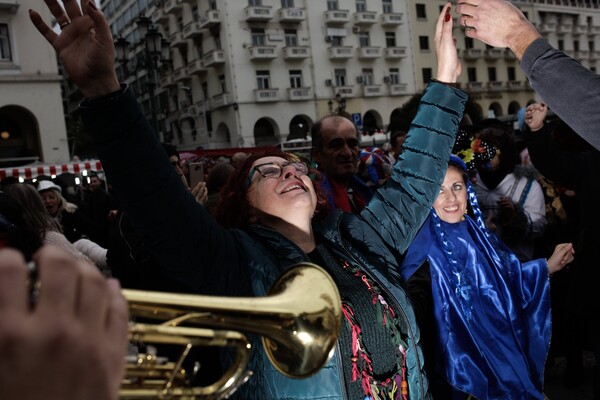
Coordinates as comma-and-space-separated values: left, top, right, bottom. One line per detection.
214, 148, 330, 229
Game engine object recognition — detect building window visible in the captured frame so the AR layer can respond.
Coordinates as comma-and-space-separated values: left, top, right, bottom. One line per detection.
177, 15, 184, 31
507, 66, 516, 81
416, 4, 426, 19
467, 67, 477, 82
419, 36, 429, 51
289, 70, 303, 88
558, 39, 564, 51
0, 24, 11, 61
589, 40, 595, 52
256, 70, 270, 89
192, 5, 200, 21
284, 29, 298, 46
385, 32, 396, 47
488, 67, 497, 82
382, 0, 392, 13
218, 74, 226, 93
389, 68, 400, 84
422, 68, 432, 84
574, 40, 580, 51
465, 37, 474, 49
358, 32, 370, 47
251, 28, 266, 46
362, 68, 374, 85
331, 36, 344, 47
201, 81, 208, 99
356, 0, 367, 12
209, 0, 217, 10
281, 0, 294, 7
214, 34, 222, 49
327, 0, 339, 11
334, 69, 347, 86
249, 0, 262, 6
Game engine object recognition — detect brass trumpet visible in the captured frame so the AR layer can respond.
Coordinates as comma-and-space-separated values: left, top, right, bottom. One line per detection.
121, 263, 342, 399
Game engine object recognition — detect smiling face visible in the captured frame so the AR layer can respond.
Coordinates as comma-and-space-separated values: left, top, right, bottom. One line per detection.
246, 156, 317, 223
433, 166, 468, 224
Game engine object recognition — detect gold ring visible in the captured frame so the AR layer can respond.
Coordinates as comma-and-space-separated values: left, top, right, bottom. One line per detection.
59, 20, 71, 29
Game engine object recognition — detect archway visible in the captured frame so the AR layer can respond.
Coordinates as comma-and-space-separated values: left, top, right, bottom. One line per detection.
254, 117, 279, 146
213, 122, 231, 148
362, 110, 384, 134
287, 115, 312, 141
508, 101, 521, 115
0, 105, 42, 167
488, 102, 503, 118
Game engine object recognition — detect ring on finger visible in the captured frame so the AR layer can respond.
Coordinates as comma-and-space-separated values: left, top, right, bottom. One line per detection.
59, 19, 72, 29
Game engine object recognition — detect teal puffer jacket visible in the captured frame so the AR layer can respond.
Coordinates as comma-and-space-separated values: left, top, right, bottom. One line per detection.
82, 81, 466, 400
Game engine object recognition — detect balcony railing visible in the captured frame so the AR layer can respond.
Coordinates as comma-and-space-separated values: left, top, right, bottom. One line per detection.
152, 7, 168, 23
249, 45, 277, 60
574, 25, 588, 35
170, 31, 187, 48
244, 5, 274, 21
353, 11, 377, 25
160, 74, 176, 88
254, 88, 279, 102
288, 87, 312, 101
336, 86, 355, 96
389, 83, 408, 96
187, 58, 206, 75
328, 46, 353, 60
557, 23, 573, 34
507, 80, 524, 91
362, 85, 382, 97
381, 13, 403, 26
384, 46, 407, 59
183, 21, 202, 39
283, 46, 310, 60
462, 48, 482, 60
467, 82, 485, 92
200, 9, 221, 29
0, 0, 18, 13
211, 93, 230, 109
575, 50, 590, 59
324, 9, 350, 24
278, 7, 305, 23
484, 48, 503, 60
164, 0, 182, 14
504, 48, 516, 61
357, 46, 381, 59
487, 81, 504, 92
203, 49, 225, 67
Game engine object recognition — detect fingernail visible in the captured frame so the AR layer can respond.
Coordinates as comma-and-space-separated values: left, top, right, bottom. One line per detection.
445, 9, 451, 22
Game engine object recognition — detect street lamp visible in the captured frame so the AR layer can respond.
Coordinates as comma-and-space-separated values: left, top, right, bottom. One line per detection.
114, 16, 171, 140
328, 93, 347, 115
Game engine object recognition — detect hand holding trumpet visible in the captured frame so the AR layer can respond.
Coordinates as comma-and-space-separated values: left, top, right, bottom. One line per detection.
0, 246, 128, 400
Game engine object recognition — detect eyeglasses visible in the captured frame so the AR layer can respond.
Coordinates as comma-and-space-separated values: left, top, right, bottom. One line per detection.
245, 161, 309, 189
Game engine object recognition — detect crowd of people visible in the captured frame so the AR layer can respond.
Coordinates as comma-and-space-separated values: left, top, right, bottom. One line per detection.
0, 0, 598, 399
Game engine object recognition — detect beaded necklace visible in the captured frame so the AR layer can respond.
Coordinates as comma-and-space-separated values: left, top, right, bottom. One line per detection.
339, 259, 409, 400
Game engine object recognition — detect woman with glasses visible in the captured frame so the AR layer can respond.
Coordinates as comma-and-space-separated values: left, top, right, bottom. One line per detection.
31, 1, 464, 399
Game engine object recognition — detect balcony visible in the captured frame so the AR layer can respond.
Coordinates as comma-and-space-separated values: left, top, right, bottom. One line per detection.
173, 66, 190, 83
254, 88, 280, 102
336, 86, 355, 96
557, 23, 573, 35
249, 45, 277, 60
466, 82, 485, 92
203, 49, 225, 67
462, 48, 482, 60
538, 22, 556, 33
589, 26, 600, 35
244, 5, 274, 21
384, 46, 407, 59
357, 46, 381, 59
575, 50, 590, 59
381, 13, 403, 26
183, 22, 202, 39
574, 25, 588, 35
353, 11, 377, 26
590, 51, 600, 60
504, 49, 516, 61
324, 9, 350, 25
211, 93, 230, 109
278, 7, 305, 23
152, 7, 168, 23
507, 80, 525, 91
389, 83, 408, 96
283, 46, 310, 60
484, 48, 503, 60
362, 85, 382, 97
164, 0, 182, 14
200, 9, 221, 29
0, 0, 18, 13
160, 74, 176, 88
288, 87, 312, 101
187, 58, 206, 75
487, 81, 504, 92
328, 46, 353, 60
170, 31, 187, 48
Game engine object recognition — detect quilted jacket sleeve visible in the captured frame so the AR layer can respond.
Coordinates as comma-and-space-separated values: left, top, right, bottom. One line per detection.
361, 81, 467, 254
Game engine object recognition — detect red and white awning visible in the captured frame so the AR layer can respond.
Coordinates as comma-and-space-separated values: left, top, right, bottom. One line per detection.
0, 160, 103, 180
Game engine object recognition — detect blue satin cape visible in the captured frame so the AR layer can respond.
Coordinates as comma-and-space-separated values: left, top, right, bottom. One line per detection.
401, 214, 551, 400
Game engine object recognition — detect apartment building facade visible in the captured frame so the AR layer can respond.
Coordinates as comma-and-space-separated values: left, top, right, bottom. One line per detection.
100, 0, 600, 150
0, 0, 70, 167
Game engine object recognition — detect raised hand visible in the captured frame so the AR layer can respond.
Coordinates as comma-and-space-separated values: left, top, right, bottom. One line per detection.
434, 3, 461, 83
524, 103, 548, 132
456, 0, 541, 60
29, 0, 120, 98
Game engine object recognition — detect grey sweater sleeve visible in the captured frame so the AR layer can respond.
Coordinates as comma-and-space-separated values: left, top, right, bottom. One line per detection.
521, 38, 600, 151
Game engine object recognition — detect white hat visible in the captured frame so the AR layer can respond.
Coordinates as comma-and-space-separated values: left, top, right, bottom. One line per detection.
37, 180, 62, 193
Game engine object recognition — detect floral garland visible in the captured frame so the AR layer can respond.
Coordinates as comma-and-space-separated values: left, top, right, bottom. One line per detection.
339, 259, 409, 400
